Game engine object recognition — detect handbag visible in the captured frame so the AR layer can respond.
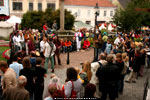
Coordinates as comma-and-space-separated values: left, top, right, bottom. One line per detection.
70, 81, 77, 98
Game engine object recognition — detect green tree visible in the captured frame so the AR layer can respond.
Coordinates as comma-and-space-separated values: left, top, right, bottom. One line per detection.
21, 9, 75, 31
113, 0, 150, 32
21, 11, 44, 30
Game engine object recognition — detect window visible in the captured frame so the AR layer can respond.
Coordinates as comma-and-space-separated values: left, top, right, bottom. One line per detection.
110, 11, 113, 16
87, 10, 90, 17
38, 3, 42, 11
29, 2, 33, 11
13, 2, 22, 10
104, 11, 107, 16
0, 0, 4, 6
86, 21, 91, 25
47, 3, 55, 10
77, 10, 81, 16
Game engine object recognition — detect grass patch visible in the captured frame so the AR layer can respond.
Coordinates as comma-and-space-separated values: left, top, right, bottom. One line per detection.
0, 46, 10, 61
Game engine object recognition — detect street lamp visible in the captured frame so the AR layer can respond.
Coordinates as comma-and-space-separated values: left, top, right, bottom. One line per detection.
93, 3, 100, 62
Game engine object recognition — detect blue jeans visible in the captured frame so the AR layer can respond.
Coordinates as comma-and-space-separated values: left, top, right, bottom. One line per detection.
94, 48, 101, 62
44, 56, 55, 72
65, 46, 72, 53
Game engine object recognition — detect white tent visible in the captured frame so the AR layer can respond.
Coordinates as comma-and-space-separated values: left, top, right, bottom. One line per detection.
108, 24, 114, 31
6, 15, 21, 24
74, 21, 94, 30
99, 23, 106, 30
0, 21, 13, 38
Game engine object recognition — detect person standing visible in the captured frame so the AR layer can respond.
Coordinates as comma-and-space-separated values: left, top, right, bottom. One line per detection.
0, 61, 17, 94
91, 53, 107, 98
44, 37, 56, 73
40, 37, 46, 65
9, 55, 23, 78
34, 57, 47, 100
13, 31, 20, 53
114, 34, 124, 47
27, 37, 35, 55
96, 54, 119, 100
94, 34, 103, 61
75, 30, 82, 51
71, 37, 77, 51
53, 36, 62, 65
19, 57, 35, 100
18, 30, 25, 50
105, 40, 112, 54
4, 75, 29, 100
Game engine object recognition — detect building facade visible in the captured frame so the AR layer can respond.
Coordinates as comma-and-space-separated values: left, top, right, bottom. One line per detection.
110, 0, 131, 10
0, 0, 9, 16
9, 0, 59, 17
64, 0, 117, 27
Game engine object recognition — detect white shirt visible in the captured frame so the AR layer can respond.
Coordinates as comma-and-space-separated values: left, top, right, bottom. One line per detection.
44, 42, 56, 58
40, 41, 45, 52
75, 32, 82, 41
90, 60, 107, 84
18, 35, 24, 43
13, 36, 20, 46
64, 79, 82, 98
114, 37, 124, 45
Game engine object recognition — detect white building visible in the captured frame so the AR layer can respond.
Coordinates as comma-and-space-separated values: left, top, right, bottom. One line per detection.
9, 0, 59, 17
64, 0, 117, 27
0, 0, 9, 17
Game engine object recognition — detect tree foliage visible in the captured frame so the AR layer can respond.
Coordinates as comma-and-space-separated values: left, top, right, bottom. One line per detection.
113, 0, 150, 32
21, 9, 75, 30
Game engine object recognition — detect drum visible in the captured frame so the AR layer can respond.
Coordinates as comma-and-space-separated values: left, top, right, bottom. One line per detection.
146, 52, 150, 58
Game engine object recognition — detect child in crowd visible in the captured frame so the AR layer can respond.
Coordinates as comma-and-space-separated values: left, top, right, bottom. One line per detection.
105, 40, 112, 54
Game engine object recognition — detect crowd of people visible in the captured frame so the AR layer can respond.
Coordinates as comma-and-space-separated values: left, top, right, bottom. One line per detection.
0, 25, 150, 100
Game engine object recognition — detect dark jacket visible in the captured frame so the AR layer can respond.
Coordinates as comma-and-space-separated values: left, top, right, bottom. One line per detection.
96, 62, 119, 92
95, 39, 103, 48
132, 54, 142, 72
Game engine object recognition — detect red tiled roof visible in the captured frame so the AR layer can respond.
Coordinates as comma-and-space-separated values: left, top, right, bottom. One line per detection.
64, 0, 116, 7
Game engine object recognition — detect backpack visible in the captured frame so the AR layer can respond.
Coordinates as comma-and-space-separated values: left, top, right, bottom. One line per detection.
98, 61, 103, 68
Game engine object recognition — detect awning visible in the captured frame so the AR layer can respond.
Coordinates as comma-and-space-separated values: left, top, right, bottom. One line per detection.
74, 21, 93, 30
6, 15, 21, 24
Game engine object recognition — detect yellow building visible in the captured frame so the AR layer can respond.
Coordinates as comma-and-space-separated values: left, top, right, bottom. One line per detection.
9, 0, 60, 17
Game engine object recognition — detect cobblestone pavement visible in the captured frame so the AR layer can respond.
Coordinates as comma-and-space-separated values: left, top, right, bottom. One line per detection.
44, 48, 150, 100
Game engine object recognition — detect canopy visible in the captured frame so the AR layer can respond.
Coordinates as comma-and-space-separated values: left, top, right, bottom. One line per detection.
6, 15, 21, 24
74, 21, 93, 30
0, 21, 14, 28
108, 24, 114, 31
99, 23, 106, 30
